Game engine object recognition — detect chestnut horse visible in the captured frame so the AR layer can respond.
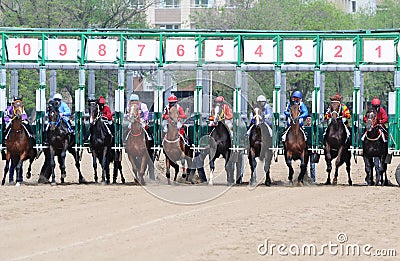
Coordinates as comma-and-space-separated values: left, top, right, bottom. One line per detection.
283, 101, 309, 185
2, 99, 36, 185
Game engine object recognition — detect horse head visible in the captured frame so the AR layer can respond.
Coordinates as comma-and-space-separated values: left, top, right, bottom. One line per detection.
129, 102, 140, 123
47, 99, 61, 131
252, 107, 263, 126
88, 99, 100, 125
213, 105, 223, 124
329, 101, 342, 123
12, 99, 24, 120
289, 101, 301, 125
365, 108, 377, 131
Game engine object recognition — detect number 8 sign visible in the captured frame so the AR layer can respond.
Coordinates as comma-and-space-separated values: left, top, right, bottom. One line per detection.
86, 39, 118, 62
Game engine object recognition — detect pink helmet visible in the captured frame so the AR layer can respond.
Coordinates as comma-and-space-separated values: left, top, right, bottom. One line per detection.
168, 94, 178, 103
215, 96, 224, 103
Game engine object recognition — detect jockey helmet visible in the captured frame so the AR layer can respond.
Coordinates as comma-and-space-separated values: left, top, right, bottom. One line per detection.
257, 95, 267, 102
98, 96, 106, 104
215, 96, 224, 103
168, 94, 178, 103
53, 93, 62, 101
292, 91, 302, 99
330, 93, 342, 101
371, 96, 381, 106
130, 94, 139, 101
13, 96, 22, 102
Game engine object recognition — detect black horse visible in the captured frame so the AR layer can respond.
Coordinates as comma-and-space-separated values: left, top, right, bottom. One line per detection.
88, 99, 124, 184
362, 108, 388, 186
47, 99, 86, 185
283, 101, 309, 185
248, 106, 273, 186
324, 100, 352, 185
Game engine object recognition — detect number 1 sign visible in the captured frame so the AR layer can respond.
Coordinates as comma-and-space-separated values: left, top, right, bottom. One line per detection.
363, 40, 395, 63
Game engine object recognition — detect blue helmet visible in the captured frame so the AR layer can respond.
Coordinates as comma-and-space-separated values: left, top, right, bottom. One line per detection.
292, 91, 302, 99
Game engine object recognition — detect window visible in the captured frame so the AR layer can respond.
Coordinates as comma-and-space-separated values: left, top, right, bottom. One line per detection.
194, 0, 214, 8
129, 0, 145, 8
158, 0, 180, 8
351, 0, 356, 12
159, 24, 180, 29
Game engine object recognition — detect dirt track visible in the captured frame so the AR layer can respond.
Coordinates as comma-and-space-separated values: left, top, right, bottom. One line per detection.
0, 152, 399, 260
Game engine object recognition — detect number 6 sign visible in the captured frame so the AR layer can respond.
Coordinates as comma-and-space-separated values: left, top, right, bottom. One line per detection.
165, 39, 196, 62
283, 40, 315, 63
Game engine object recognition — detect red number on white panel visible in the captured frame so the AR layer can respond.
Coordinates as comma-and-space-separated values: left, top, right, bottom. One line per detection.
177, 44, 185, 56
15, 43, 31, 56
375, 45, 381, 58
59, 44, 67, 56
254, 45, 263, 57
98, 44, 107, 56
138, 44, 145, 56
216, 45, 224, 57
334, 45, 342, 58
294, 45, 302, 58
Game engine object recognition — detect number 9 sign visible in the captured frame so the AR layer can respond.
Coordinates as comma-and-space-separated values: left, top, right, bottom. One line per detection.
46, 39, 78, 61
165, 40, 196, 62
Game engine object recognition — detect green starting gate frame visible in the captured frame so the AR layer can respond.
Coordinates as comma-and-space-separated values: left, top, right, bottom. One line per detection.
0, 28, 400, 158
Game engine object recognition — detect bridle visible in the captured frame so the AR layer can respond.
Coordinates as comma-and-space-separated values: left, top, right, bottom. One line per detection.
253, 107, 263, 125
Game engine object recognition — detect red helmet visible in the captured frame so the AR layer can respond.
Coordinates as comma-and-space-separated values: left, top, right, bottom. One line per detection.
168, 94, 178, 103
215, 96, 224, 103
98, 96, 106, 104
371, 96, 380, 106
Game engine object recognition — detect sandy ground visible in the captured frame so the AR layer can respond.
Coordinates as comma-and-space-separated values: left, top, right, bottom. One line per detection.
0, 151, 400, 260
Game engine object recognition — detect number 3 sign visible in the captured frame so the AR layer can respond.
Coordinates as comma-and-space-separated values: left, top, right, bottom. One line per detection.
283, 40, 315, 63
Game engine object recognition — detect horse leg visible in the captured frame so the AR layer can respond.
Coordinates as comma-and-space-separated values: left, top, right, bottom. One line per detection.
49, 147, 56, 185
345, 153, 352, 186
236, 152, 244, 184
297, 152, 308, 185
249, 149, 257, 186
332, 147, 344, 185
74, 150, 86, 184
139, 156, 147, 185
285, 155, 294, 185
2, 157, 10, 186
225, 156, 235, 186
173, 162, 179, 182
325, 144, 332, 185
147, 152, 155, 181
100, 147, 108, 185
363, 156, 373, 185
209, 158, 215, 185
58, 150, 67, 184
15, 158, 24, 185
165, 157, 171, 185
92, 151, 98, 183
26, 153, 35, 180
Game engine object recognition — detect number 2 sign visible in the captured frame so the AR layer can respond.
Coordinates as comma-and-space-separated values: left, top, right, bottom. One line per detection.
322, 40, 354, 63
283, 40, 315, 63
6, 38, 39, 61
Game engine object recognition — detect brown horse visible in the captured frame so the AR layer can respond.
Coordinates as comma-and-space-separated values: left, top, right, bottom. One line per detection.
2, 99, 36, 186
125, 103, 153, 185
283, 101, 309, 185
162, 106, 194, 184
324, 100, 352, 185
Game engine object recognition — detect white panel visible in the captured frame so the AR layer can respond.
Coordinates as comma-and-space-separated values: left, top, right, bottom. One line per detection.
283, 40, 315, 63
0, 88, 6, 111
364, 40, 395, 63
47, 39, 78, 61
389, 92, 396, 115
243, 40, 274, 63
126, 39, 159, 62
86, 39, 118, 62
204, 40, 235, 62
322, 40, 354, 63
6, 38, 39, 61
166, 39, 196, 62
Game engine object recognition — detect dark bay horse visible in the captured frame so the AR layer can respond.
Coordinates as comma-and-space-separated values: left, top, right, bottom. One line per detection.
204, 104, 235, 185
248, 107, 273, 186
283, 101, 309, 185
324, 100, 352, 185
162, 106, 194, 185
88, 100, 124, 185
47, 99, 86, 185
1, 99, 36, 185
125, 103, 154, 185
362, 108, 388, 186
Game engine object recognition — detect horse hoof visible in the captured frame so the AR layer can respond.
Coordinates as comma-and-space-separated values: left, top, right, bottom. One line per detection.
265, 180, 271, 187
16, 182, 21, 187
348, 180, 353, 186
333, 180, 337, 185
208, 181, 213, 186
325, 180, 331, 185
79, 178, 87, 184
26, 173, 31, 179
51, 182, 56, 186
121, 178, 126, 184
1, 180, 5, 186
60, 178, 65, 184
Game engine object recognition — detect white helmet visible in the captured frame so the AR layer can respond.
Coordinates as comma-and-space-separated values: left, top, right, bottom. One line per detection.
130, 94, 139, 101
257, 95, 266, 102
53, 93, 62, 100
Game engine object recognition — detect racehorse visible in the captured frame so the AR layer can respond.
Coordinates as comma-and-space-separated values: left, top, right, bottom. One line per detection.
162, 106, 194, 184
125, 103, 154, 185
324, 100, 352, 185
88, 99, 124, 185
248, 106, 273, 186
47, 99, 86, 185
1, 99, 36, 185
205, 104, 235, 185
283, 101, 309, 185
362, 107, 388, 186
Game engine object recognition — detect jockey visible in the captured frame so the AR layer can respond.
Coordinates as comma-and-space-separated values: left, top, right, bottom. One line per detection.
246, 95, 273, 136
97, 95, 114, 136
324, 93, 351, 140
52, 93, 74, 134
363, 96, 388, 142
162, 94, 188, 144
281, 91, 309, 141
125, 93, 152, 141
4, 96, 34, 140
209, 96, 233, 136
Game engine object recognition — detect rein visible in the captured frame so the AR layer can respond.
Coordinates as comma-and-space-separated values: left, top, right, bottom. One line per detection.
48, 114, 61, 126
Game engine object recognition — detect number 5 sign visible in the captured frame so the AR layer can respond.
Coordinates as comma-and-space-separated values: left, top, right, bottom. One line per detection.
204, 40, 235, 62
283, 40, 315, 63
6, 38, 39, 61
165, 40, 196, 62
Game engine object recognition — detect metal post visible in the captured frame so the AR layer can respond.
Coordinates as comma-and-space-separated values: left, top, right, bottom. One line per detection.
88, 69, 95, 100
35, 68, 46, 148
233, 67, 242, 149
194, 67, 203, 147
273, 67, 282, 150
312, 69, 321, 153
114, 68, 125, 150
126, 70, 134, 107
49, 70, 57, 99
392, 70, 400, 150
352, 69, 362, 153
75, 67, 85, 149
11, 69, 18, 99
0, 69, 6, 148
154, 68, 164, 150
